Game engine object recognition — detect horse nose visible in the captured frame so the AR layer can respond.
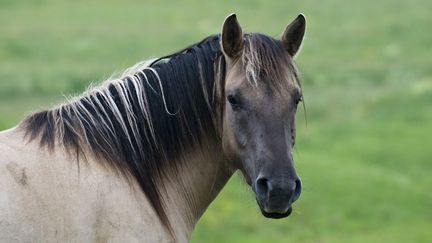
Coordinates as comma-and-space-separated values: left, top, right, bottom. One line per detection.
255, 176, 302, 210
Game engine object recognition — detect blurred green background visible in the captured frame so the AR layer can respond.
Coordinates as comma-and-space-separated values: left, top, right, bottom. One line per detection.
1, 0, 431, 242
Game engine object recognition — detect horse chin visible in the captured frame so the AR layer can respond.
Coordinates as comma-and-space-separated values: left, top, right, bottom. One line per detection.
260, 206, 293, 219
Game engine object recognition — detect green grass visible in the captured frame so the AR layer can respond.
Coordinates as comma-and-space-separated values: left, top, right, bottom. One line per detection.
1, 0, 431, 242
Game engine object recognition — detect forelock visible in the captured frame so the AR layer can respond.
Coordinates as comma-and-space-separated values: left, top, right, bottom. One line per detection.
240, 33, 300, 91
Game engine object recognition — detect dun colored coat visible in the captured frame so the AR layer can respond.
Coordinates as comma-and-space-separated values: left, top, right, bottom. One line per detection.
0, 14, 306, 242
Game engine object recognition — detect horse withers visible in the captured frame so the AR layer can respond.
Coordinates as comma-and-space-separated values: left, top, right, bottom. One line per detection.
0, 13, 306, 242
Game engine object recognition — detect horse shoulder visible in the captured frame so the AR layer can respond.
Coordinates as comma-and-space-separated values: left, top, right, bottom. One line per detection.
0, 127, 171, 242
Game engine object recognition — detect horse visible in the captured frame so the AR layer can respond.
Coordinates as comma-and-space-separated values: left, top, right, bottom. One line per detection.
0, 13, 306, 242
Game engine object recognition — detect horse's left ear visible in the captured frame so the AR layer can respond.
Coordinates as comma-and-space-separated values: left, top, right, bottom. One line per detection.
281, 14, 306, 57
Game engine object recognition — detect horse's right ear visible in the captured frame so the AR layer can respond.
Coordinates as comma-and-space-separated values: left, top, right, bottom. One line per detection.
221, 13, 243, 58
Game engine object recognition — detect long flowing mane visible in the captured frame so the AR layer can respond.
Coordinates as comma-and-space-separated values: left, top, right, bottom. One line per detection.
20, 33, 300, 231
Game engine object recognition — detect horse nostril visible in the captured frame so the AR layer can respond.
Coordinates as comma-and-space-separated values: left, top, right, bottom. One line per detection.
255, 177, 269, 196
292, 178, 302, 203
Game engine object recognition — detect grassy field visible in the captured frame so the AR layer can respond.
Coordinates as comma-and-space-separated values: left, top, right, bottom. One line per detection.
1, 0, 431, 242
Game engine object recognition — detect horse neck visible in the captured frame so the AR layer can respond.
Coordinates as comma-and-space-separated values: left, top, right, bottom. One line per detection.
160, 138, 233, 241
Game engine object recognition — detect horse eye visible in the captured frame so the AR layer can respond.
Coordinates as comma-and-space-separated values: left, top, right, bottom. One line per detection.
227, 95, 241, 110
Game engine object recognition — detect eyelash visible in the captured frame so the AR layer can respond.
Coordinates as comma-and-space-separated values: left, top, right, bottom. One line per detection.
296, 96, 303, 105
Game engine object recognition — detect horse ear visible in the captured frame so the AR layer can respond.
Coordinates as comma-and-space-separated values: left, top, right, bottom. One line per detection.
281, 14, 306, 57
221, 13, 244, 58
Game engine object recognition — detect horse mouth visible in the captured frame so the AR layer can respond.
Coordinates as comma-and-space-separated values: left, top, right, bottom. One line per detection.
260, 206, 293, 219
